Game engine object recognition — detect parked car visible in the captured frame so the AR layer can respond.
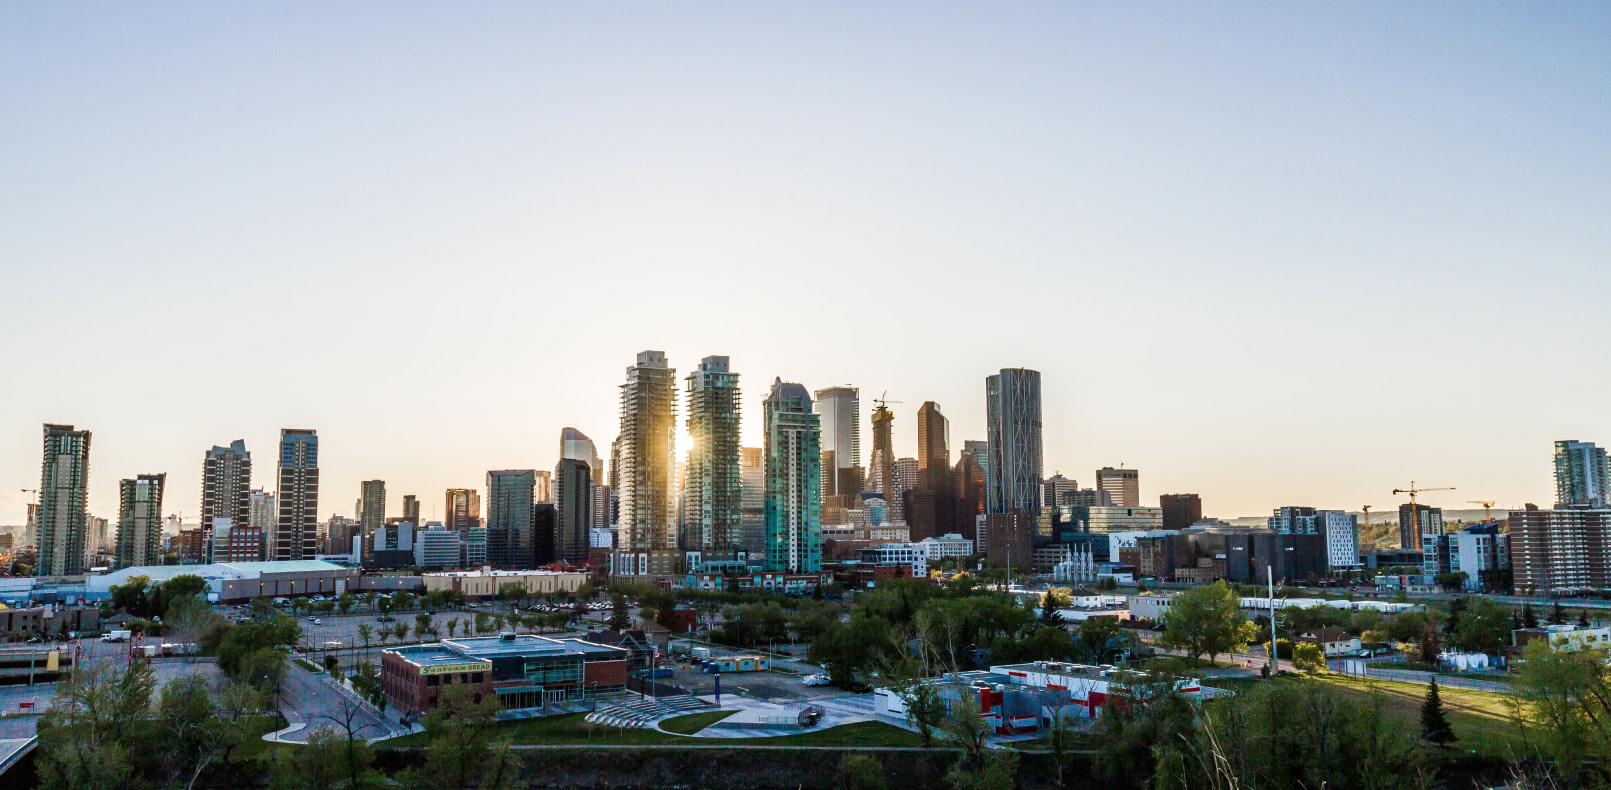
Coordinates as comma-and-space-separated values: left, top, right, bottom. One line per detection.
802, 674, 831, 686
309, 618, 322, 625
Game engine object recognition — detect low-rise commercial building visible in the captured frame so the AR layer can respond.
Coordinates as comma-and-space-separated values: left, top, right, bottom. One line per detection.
87, 560, 358, 603
856, 543, 928, 576
421, 568, 589, 599
918, 533, 974, 560
1512, 624, 1611, 653
381, 633, 629, 717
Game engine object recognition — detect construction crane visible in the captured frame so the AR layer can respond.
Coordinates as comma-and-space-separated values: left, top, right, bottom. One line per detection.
1392, 482, 1454, 547
874, 391, 903, 410
1467, 500, 1497, 524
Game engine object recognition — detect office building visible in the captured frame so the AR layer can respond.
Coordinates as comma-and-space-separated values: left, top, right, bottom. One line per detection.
764, 379, 822, 574
209, 518, 263, 563
1042, 475, 1079, 513
114, 474, 165, 568
955, 442, 986, 540
1510, 506, 1611, 595
613, 351, 679, 575
554, 458, 591, 564
561, 427, 606, 487
445, 488, 481, 534
37, 424, 92, 577
486, 471, 536, 568
1095, 467, 1139, 508
465, 526, 488, 566
985, 368, 1043, 516
1317, 510, 1361, 572
201, 441, 252, 563
685, 355, 742, 556
1398, 504, 1444, 551
1556, 440, 1610, 508
740, 446, 766, 556
381, 634, 628, 718
814, 386, 861, 498
857, 543, 929, 576
414, 525, 463, 569
1159, 494, 1202, 532
359, 480, 386, 539
402, 494, 420, 527
980, 513, 1034, 567
1087, 506, 1164, 534
274, 429, 319, 561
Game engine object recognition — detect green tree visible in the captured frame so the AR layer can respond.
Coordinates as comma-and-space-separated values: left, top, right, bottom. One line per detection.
1521, 602, 1540, 629
446, 617, 460, 638
350, 660, 387, 712
941, 695, 1019, 790
107, 574, 153, 617
268, 725, 384, 790
608, 592, 632, 632
1077, 617, 1126, 664
1292, 642, 1326, 674
1417, 622, 1441, 667
1514, 639, 1611, 786
34, 659, 156, 790
337, 593, 355, 615
1038, 593, 1064, 626
356, 622, 373, 651
837, 753, 887, 790
392, 622, 409, 642
415, 613, 433, 639
1159, 581, 1257, 666
1453, 596, 1511, 655
402, 685, 523, 790
1419, 677, 1455, 746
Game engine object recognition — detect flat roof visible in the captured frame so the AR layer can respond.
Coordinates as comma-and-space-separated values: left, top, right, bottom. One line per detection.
389, 634, 627, 665
423, 569, 587, 578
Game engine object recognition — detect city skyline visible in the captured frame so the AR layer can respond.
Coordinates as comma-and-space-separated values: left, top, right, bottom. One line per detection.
4, 6, 1609, 525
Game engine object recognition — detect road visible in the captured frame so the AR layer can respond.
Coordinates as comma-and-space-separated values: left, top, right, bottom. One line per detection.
274, 661, 394, 742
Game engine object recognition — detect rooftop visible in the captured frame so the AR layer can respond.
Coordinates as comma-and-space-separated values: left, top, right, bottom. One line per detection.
390, 633, 628, 664
422, 568, 588, 578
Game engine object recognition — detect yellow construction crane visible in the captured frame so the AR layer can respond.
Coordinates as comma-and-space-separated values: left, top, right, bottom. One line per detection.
1392, 482, 1454, 546
1467, 500, 1497, 524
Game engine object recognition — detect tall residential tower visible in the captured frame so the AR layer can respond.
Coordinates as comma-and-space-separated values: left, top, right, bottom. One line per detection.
201, 440, 251, 563
685, 356, 742, 557
764, 379, 821, 574
274, 429, 319, 561
38, 424, 92, 577
612, 351, 679, 575
115, 473, 166, 567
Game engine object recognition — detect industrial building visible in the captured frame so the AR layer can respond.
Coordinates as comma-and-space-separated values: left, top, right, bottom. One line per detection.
87, 559, 358, 602
420, 568, 589, 598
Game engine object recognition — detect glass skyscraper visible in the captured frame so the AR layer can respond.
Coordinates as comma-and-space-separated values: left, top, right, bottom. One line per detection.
486, 470, 537, 568
985, 368, 1043, 516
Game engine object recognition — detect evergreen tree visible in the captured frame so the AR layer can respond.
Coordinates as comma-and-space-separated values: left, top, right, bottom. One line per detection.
1549, 600, 1566, 625
1039, 594, 1064, 626
1420, 678, 1456, 747
1578, 609, 1592, 627
1521, 602, 1539, 629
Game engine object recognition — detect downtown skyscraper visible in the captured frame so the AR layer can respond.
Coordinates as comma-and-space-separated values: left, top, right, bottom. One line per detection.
554, 457, 592, 564
813, 386, 861, 499
359, 479, 387, 538
985, 368, 1043, 516
445, 488, 481, 533
908, 401, 955, 542
613, 351, 679, 575
38, 424, 91, 577
115, 473, 166, 567
275, 429, 319, 561
201, 440, 251, 563
685, 356, 742, 557
486, 470, 536, 568
764, 379, 822, 574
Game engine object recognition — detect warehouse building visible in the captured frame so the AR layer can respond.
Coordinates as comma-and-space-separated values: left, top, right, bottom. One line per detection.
87, 560, 359, 602
420, 568, 589, 599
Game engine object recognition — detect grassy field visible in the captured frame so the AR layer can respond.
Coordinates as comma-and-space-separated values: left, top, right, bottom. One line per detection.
384, 712, 924, 748
658, 710, 737, 734
1369, 661, 1514, 683
1204, 674, 1521, 756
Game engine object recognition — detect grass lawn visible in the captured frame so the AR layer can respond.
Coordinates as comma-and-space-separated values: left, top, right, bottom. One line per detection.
658, 710, 737, 735
384, 712, 923, 748
1203, 674, 1521, 757
292, 658, 321, 672
1369, 662, 1513, 683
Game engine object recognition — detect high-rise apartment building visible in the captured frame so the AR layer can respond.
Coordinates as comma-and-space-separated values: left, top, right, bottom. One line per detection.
1555, 440, 1609, 508
274, 429, 320, 561
445, 488, 482, 534
1269, 506, 1318, 534
613, 351, 679, 575
1316, 510, 1360, 572
1095, 467, 1139, 508
1398, 504, 1444, 550
685, 355, 742, 556
201, 440, 252, 563
814, 386, 861, 498
485, 471, 536, 568
359, 480, 387, 538
38, 424, 92, 577
554, 458, 592, 564
402, 494, 420, 527
115, 473, 165, 568
1511, 506, 1611, 594
985, 369, 1043, 516
740, 446, 766, 556
1159, 493, 1203, 531
764, 379, 822, 574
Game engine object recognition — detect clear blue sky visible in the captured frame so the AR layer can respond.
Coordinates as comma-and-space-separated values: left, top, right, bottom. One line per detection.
2, 3, 1607, 524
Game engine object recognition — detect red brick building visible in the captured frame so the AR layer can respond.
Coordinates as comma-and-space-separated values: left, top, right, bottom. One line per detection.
382, 633, 629, 717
